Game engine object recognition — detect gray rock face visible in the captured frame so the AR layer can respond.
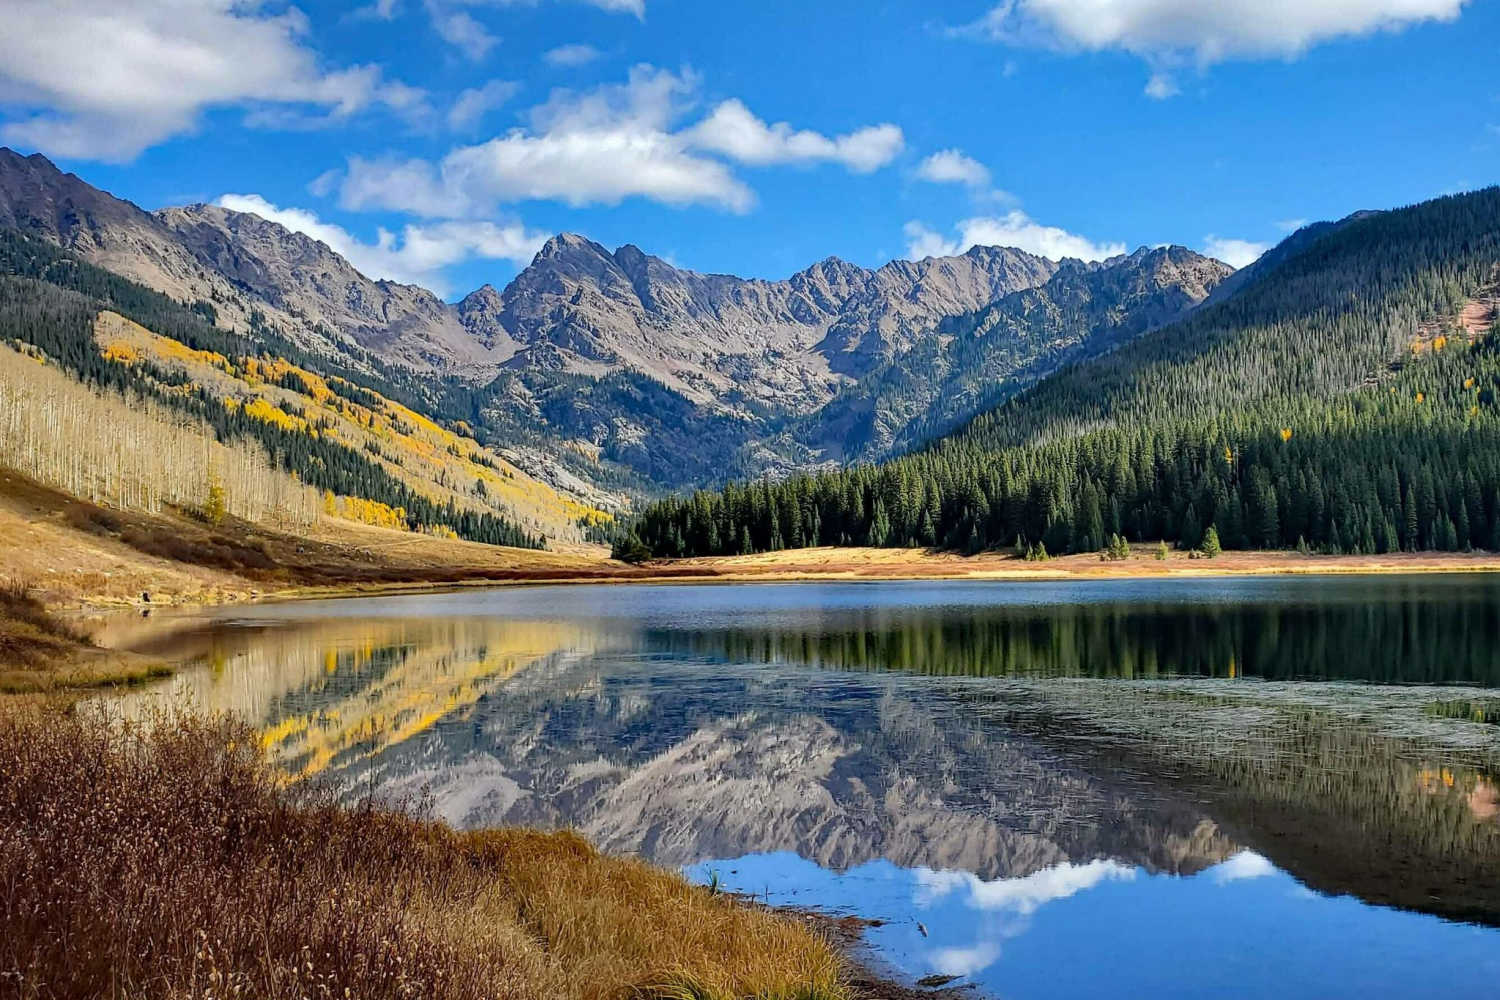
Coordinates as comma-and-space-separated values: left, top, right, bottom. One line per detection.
0, 146, 1234, 490
156, 204, 493, 374
0, 147, 488, 374
457, 234, 1059, 415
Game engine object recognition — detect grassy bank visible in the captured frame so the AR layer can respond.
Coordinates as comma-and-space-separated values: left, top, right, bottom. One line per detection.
0, 583, 170, 694
0, 707, 850, 1000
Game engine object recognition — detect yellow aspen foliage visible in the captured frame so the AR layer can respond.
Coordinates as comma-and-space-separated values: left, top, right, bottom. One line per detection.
322, 490, 337, 515
1415, 391, 1426, 403
1433, 335, 1448, 352
1279, 427, 1293, 442
336, 495, 409, 530
1222, 445, 1233, 465
1464, 377, 1476, 389
243, 397, 305, 431
102, 341, 139, 363
203, 476, 227, 525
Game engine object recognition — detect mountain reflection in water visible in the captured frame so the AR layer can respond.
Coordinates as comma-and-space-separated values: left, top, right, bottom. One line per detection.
104, 579, 1500, 997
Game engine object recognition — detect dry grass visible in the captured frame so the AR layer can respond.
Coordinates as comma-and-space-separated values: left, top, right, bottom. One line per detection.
0, 581, 174, 694
0, 707, 850, 1000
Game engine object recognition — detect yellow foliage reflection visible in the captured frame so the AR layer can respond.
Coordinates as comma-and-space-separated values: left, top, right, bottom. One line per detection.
107, 615, 602, 780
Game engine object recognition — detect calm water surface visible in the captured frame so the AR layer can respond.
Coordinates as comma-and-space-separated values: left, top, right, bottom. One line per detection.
102, 576, 1500, 997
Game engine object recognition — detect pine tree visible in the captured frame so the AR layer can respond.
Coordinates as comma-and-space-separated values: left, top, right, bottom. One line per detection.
1201, 526, 1222, 559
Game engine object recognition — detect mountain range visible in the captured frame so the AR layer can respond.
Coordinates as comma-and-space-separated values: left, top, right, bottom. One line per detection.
0, 147, 1234, 497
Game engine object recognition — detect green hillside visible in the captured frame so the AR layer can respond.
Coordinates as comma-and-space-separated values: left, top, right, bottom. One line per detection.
628, 187, 1500, 558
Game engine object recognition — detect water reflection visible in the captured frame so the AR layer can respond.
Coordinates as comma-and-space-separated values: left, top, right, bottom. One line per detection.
107, 615, 606, 777
104, 579, 1500, 996
684, 851, 1500, 998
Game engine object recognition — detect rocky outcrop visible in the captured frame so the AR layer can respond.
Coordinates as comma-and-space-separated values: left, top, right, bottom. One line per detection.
0, 147, 1235, 490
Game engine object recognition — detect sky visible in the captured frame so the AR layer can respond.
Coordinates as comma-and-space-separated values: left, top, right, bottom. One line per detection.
1, 0, 1497, 299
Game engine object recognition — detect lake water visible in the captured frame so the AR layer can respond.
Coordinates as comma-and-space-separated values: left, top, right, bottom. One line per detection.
101, 576, 1500, 997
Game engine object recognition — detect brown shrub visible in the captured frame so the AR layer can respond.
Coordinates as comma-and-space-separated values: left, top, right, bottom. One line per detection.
0, 708, 848, 1000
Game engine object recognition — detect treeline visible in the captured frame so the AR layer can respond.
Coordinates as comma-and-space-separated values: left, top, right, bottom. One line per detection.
0, 233, 541, 548
627, 187, 1500, 559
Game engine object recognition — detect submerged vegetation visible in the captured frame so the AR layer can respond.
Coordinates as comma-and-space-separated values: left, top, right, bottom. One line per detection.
0, 707, 850, 1000
1426, 698, 1500, 725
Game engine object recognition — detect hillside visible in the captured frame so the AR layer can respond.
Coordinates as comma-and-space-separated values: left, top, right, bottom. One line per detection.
629, 186, 1500, 558
0, 228, 614, 549
0, 148, 1232, 492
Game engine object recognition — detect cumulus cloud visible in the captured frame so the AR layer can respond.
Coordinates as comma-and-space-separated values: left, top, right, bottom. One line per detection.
215, 193, 547, 296
1202, 234, 1269, 268
448, 80, 521, 130
1275, 217, 1310, 232
0, 0, 422, 162
545, 43, 603, 67
904, 212, 1126, 262
964, 0, 1468, 96
915, 149, 992, 188
336, 66, 902, 216
686, 99, 904, 172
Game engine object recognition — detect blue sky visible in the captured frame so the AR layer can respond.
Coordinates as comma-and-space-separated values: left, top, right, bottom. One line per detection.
2, 1, 1497, 298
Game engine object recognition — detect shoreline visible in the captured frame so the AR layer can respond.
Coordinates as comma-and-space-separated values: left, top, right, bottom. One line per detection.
69, 546, 1500, 615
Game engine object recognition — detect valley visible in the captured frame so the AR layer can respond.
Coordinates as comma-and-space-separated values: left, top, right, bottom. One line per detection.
4, 5, 1499, 999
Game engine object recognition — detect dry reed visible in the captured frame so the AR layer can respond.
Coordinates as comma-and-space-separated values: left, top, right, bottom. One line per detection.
0, 707, 849, 1000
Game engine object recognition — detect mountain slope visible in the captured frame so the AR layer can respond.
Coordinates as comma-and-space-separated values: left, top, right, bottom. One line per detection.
628, 186, 1500, 557
773, 245, 1231, 465
0, 228, 612, 546
0, 147, 1232, 493
465, 233, 1059, 412
0, 148, 485, 376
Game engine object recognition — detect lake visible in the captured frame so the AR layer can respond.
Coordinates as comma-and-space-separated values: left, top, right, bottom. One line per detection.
100, 576, 1500, 997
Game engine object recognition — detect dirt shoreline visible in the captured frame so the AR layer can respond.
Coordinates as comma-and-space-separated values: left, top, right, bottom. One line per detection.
77, 545, 1500, 614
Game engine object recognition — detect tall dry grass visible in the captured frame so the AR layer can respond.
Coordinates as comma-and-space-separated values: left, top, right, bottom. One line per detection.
0, 707, 849, 1000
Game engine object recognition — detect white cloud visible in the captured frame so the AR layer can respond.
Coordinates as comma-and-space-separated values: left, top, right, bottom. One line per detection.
1210, 851, 1277, 884
448, 80, 520, 130
351, 0, 402, 20
1144, 71, 1180, 99
905, 211, 1126, 262
965, 0, 1467, 96
968, 0, 1466, 60
0, 0, 422, 162
916, 149, 992, 188
915, 859, 1137, 915
430, 8, 499, 61
214, 193, 547, 296
925, 942, 1002, 978
592, 0, 643, 13
1202, 234, 1269, 268
686, 99, 904, 172
337, 66, 902, 216
449, 0, 643, 19
545, 44, 602, 67
1275, 218, 1310, 232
